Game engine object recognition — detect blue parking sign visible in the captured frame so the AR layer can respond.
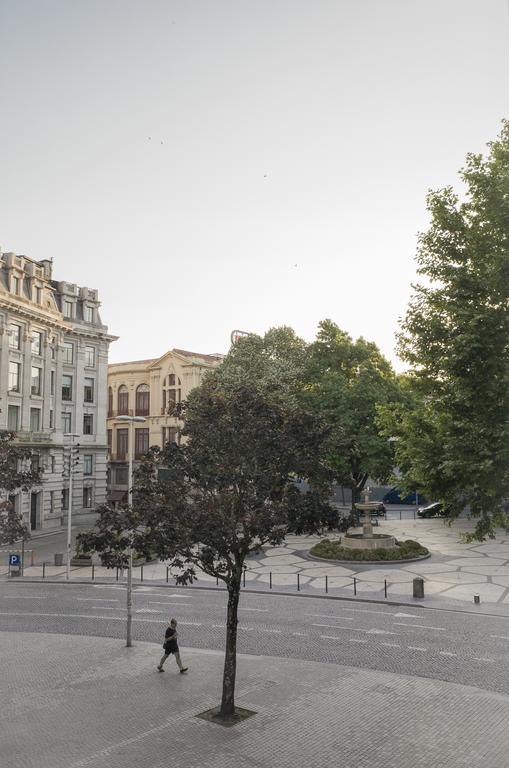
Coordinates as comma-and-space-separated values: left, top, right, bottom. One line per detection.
9, 553, 21, 567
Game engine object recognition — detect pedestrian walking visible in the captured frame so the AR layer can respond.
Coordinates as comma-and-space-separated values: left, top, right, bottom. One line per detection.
157, 618, 188, 673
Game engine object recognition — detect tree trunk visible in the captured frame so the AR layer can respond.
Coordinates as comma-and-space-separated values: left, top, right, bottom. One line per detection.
220, 574, 241, 718
350, 483, 358, 512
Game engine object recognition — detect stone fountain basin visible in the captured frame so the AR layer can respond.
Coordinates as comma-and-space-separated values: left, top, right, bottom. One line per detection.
342, 533, 397, 551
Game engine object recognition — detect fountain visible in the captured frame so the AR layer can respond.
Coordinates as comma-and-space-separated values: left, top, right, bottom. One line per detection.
341, 487, 397, 551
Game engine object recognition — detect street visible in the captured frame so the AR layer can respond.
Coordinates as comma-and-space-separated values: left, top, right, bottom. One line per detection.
1, 580, 509, 696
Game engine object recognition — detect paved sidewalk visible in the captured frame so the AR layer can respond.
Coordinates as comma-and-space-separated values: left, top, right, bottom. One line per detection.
2, 631, 509, 768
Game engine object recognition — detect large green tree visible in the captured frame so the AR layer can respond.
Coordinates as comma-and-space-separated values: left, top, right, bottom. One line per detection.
79, 373, 339, 722
304, 320, 402, 508
382, 122, 509, 539
0, 432, 41, 546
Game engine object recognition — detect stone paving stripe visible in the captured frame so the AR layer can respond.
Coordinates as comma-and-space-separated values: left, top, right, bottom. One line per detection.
1, 594, 49, 599
440, 651, 457, 657
312, 622, 353, 628
381, 642, 401, 647
407, 646, 427, 651
490, 635, 509, 640
319, 635, 343, 640
305, 612, 353, 620
148, 600, 193, 606
393, 622, 446, 630
76, 598, 119, 602
241, 607, 268, 612
474, 657, 495, 663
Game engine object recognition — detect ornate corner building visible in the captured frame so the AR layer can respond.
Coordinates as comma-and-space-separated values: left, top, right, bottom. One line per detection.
0, 249, 116, 530
107, 349, 223, 502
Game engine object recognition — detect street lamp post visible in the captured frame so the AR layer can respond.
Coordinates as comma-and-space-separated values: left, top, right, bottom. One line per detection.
64, 433, 80, 581
116, 414, 146, 647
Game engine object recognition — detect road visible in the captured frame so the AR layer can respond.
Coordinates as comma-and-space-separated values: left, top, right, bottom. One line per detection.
1, 580, 509, 695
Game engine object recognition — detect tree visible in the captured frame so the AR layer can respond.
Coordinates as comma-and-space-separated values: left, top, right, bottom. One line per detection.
304, 320, 402, 509
0, 432, 41, 547
80, 375, 339, 722
382, 122, 509, 539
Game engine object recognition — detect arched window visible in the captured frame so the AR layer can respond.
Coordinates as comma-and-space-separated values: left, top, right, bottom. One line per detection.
108, 387, 113, 417
162, 374, 181, 413
117, 385, 129, 416
135, 384, 150, 416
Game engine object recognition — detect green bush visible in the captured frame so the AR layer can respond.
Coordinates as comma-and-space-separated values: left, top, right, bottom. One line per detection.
310, 539, 428, 561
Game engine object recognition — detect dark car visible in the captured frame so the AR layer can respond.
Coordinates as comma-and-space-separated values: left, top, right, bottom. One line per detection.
417, 502, 446, 519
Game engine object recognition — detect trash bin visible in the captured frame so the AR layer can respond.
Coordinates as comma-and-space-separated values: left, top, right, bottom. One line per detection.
413, 577, 424, 599
54, 553, 64, 566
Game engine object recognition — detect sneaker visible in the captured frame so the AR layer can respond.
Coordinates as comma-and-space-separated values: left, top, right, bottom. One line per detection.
180, 667, 188, 674
157, 667, 165, 672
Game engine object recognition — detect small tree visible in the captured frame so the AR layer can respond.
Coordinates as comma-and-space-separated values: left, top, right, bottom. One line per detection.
0, 431, 42, 549
80, 377, 340, 721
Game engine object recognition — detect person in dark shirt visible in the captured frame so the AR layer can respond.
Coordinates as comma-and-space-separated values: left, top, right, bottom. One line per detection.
157, 618, 188, 673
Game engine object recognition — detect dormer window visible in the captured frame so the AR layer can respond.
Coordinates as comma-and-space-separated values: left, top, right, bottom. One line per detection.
84, 305, 94, 323
63, 300, 73, 319
11, 276, 20, 295
34, 286, 42, 304
162, 374, 181, 413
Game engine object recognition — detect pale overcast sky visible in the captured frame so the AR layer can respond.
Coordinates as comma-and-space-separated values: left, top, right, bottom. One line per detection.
1, 0, 508, 368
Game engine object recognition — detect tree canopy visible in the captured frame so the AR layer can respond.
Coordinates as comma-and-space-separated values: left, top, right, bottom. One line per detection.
0, 432, 41, 546
381, 122, 509, 539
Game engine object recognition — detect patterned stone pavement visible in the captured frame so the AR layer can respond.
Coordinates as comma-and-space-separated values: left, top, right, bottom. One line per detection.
7, 517, 509, 606
3, 631, 509, 768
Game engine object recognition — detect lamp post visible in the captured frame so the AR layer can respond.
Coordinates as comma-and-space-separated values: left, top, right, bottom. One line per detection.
116, 414, 146, 647
63, 433, 80, 580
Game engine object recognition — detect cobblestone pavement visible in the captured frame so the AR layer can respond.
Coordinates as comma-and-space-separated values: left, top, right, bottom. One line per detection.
2, 631, 509, 768
7, 517, 509, 610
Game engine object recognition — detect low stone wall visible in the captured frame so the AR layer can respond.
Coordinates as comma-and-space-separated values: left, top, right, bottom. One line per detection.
341, 534, 397, 550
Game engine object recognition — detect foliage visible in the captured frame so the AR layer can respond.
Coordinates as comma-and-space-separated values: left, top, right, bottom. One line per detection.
310, 537, 428, 561
381, 122, 509, 540
0, 431, 41, 546
303, 320, 403, 506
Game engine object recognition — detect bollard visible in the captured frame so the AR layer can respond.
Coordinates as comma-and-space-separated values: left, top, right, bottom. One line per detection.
92, 564, 95, 581
384, 579, 387, 598
474, 593, 480, 604
216, 576, 219, 586
413, 577, 425, 599
269, 571, 272, 590
399, 510, 402, 520
354, 576, 357, 596
243, 567, 246, 588
166, 566, 169, 583
116, 567, 119, 582
297, 573, 300, 592
43, 562, 46, 579
31, 550, 35, 567
141, 565, 144, 582
325, 575, 328, 594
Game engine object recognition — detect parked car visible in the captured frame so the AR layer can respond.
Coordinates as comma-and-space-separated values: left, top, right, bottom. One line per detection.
417, 502, 446, 519
383, 487, 427, 505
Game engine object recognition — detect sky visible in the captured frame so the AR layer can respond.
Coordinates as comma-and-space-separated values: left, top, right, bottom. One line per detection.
1, 0, 509, 369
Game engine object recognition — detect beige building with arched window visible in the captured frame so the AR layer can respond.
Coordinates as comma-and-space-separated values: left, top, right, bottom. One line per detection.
107, 348, 223, 502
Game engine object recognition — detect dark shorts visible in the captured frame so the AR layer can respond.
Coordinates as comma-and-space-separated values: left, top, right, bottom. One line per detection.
163, 643, 178, 655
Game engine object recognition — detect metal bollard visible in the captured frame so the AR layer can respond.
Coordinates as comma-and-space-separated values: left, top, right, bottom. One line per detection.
216, 576, 219, 586
474, 593, 480, 604
141, 565, 144, 582
399, 510, 402, 520
116, 567, 119, 582
413, 577, 424, 599
243, 567, 246, 588
353, 576, 357, 596
166, 566, 169, 583
43, 562, 46, 579
92, 564, 95, 581
325, 575, 328, 594
269, 571, 272, 590
384, 579, 387, 598
297, 573, 300, 592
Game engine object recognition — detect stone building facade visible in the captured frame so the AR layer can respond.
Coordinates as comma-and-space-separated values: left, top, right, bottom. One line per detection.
0, 249, 116, 530
107, 349, 223, 501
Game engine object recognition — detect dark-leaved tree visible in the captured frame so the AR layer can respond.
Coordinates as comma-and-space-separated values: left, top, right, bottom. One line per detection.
0, 431, 41, 547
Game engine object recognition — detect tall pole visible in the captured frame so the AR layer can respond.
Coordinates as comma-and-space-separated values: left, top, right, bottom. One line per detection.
126, 419, 134, 647
66, 446, 74, 580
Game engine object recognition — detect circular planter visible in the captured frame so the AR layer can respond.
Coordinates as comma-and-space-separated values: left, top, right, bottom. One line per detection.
308, 551, 431, 565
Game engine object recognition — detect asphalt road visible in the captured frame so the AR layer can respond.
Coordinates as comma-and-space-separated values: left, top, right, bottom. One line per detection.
1, 580, 509, 696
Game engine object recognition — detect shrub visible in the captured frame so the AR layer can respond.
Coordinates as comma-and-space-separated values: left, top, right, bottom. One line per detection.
310, 539, 428, 561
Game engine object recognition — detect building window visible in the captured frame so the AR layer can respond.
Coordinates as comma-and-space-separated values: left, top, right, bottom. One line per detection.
32, 331, 43, 356
9, 323, 21, 350
49, 409, 54, 429
62, 374, 73, 401
50, 455, 56, 473
62, 342, 74, 364
84, 454, 93, 475
9, 362, 21, 392
63, 300, 73, 319
83, 414, 94, 435
31, 453, 40, 472
108, 387, 113, 417
49, 490, 54, 513
85, 346, 95, 367
84, 305, 94, 323
162, 427, 180, 446
162, 374, 181, 413
61, 412, 71, 433
61, 488, 69, 510
135, 428, 149, 459
83, 486, 93, 508
135, 384, 150, 416
8, 405, 19, 431
117, 385, 129, 415
107, 429, 112, 454
50, 370, 55, 395
115, 466, 128, 484
31, 366, 42, 395
84, 377, 94, 403
11, 275, 20, 294
30, 408, 41, 432
34, 286, 42, 304
117, 428, 128, 459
